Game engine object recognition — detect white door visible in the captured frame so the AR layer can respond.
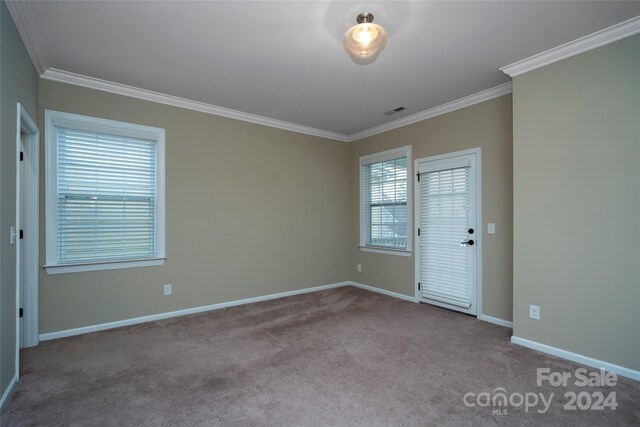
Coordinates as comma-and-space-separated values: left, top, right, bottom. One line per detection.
16, 103, 40, 353
19, 134, 26, 348
416, 150, 479, 315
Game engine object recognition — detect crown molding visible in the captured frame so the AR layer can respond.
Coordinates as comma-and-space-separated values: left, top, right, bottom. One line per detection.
43, 66, 512, 144
7, 1, 639, 142
347, 82, 512, 142
500, 15, 640, 77
5, 0, 47, 75
41, 68, 350, 142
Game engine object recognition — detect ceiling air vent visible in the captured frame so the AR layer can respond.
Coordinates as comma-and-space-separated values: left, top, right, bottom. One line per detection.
383, 106, 406, 116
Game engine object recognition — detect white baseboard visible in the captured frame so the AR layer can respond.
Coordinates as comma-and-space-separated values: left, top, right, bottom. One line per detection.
40, 281, 350, 341
0, 374, 18, 409
479, 314, 513, 329
35, 280, 640, 384
511, 336, 640, 381
348, 282, 516, 332
349, 281, 417, 303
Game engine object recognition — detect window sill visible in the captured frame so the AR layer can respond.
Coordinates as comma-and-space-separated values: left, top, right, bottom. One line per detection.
44, 257, 166, 274
359, 246, 412, 257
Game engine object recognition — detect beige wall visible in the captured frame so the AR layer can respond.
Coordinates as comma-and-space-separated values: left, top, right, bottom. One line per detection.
0, 0, 39, 399
39, 80, 350, 333
350, 95, 513, 321
512, 35, 640, 370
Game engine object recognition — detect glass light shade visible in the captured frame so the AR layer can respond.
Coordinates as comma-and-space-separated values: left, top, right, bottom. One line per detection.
343, 22, 388, 65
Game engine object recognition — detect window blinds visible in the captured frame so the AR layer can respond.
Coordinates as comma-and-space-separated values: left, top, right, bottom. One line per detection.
362, 156, 408, 249
56, 127, 157, 263
419, 166, 471, 308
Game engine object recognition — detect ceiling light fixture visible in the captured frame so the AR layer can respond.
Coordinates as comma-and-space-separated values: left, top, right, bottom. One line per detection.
343, 12, 388, 65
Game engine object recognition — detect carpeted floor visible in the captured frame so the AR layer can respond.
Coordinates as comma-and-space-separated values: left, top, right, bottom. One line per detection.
2, 286, 639, 426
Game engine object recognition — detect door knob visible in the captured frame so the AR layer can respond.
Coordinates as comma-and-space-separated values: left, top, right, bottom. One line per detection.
468, 228, 474, 234
460, 239, 475, 246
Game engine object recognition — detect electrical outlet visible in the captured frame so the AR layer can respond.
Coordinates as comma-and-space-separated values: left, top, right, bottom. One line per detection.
357, 264, 362, 272
164, 284, 172, 296
529, 304, 540, 320
488, 223, 496, 234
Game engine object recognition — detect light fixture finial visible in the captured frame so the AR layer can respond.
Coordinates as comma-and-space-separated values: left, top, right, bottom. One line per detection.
356, 12, 375, 24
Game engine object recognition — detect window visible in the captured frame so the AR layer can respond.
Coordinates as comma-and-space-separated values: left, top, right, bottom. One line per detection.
45, 110, 165, 274
360, 146, 411, 256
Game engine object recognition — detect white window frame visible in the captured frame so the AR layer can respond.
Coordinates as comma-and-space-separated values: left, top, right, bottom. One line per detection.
359, 145, 412, 257
44, 110, 166, 274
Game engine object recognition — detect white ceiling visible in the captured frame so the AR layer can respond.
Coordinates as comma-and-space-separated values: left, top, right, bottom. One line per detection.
22, 1, 640, 137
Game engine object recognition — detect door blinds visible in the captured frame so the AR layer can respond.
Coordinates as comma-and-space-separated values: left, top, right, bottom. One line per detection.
419, 166, 471, 308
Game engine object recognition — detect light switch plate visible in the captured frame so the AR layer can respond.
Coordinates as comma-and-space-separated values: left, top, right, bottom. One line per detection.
488, 223, 496, 234
357, 264, 362, 272
164, 284, 172, 296
9, 226, 16, 245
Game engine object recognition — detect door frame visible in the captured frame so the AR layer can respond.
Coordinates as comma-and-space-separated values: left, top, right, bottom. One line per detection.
15, 103, 40, 359
414, 147, 482, 316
